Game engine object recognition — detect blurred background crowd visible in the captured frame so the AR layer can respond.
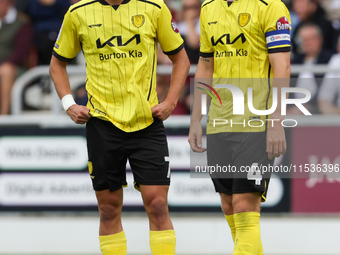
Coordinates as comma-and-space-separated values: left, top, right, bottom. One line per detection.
1, 0, 340, 116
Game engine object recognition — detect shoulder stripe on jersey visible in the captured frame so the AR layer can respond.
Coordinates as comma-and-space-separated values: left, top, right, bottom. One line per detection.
52, 51, 74, 62
259, 0, 268, 6
268, 46, 291, 54
137, 0, 161, 9
202, 0, 215, 8
199, 51, 214, 58
163, 43, 185, 55
71, 0, 98, 12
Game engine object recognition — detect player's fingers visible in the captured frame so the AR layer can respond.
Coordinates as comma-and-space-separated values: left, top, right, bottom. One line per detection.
267, 141, 273, 160
151, 105, 160, 116
196, 134, 203, 149
189, 135, 204, 152
73, 118, 86, 125
273, 141, 279, 157
79, 114, 91, 122
282, 140, 287, 155
275, 139, 286, 158
194, 137, 207, 152
188, 135, 197, 151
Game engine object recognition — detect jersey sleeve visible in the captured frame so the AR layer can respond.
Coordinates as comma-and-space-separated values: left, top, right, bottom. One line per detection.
261, 0, 291, 54
199, 6, 214, 58
52, 9, 81, 62
157, 3, 184, 55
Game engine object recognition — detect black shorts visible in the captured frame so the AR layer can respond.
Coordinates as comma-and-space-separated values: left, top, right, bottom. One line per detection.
86, 117, 170, 192
207, 132, 274, 201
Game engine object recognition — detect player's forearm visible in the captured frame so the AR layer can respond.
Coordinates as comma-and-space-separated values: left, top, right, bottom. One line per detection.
49, 56, 72, 100
165, 49, 190, 107
269, 52, 291, 119
191, 57, 214, 123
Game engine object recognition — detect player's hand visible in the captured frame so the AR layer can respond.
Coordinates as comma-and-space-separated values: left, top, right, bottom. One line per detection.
66, 104, 91, 124
188, 122, 206, 153
266, 121, 286, 160
151, 101, 176, 121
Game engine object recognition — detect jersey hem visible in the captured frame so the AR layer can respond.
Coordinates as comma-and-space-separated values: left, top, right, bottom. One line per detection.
268, 46, 291, 54
163, 43, 185, 55
52, 50, 74, 62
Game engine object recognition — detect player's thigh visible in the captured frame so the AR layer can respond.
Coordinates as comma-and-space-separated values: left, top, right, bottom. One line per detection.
220, 193, 233, 215
95, 188, 124, 214
232, 192, 262, 213
86, 117, 128, 192
128, 117, 170, 188
232, 132, 273, 202
139, 185, 170, 210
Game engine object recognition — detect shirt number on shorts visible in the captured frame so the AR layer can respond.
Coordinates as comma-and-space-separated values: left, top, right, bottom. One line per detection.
247, 163, 262, 185
165, 156, 170, 178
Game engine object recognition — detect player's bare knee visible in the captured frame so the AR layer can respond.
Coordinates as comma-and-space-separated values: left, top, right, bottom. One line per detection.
221, 202, 233, 215
220, 193, 233, 215
98, 203, 122, 223
232, 193, 261, 213
144, 196, 168, 218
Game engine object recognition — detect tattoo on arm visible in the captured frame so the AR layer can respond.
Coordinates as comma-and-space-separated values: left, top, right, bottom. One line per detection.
200, 57, 211, 62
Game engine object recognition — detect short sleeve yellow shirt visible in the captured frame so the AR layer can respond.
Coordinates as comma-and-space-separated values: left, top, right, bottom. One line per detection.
199, 0, 291, 133
53, 0, 184, 132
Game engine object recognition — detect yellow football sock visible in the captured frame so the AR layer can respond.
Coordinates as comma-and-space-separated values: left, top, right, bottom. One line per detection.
150, 230, 176, 255
226, 214, 264, 254
233, 212, 261, 255
99, 231, 127, 255
225, 214, 236, 242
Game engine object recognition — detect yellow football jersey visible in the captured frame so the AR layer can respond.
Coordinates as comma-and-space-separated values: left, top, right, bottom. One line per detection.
53, 0, 184, 132
199, 0, 291, 133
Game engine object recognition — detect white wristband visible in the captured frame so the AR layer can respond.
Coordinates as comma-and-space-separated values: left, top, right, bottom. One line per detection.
61, 94, 76, 111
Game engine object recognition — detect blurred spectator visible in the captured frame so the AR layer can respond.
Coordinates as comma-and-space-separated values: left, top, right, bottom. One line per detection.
318, 35, 340, 114
292, 0, 335, 55
164, 0, 178, 22
177, 0, 201, 64
320, 0, 340, 22
292, 23, 333, 64
0, 0, 32, 115
16, 0, 77, 65
157, 0, 180, 65
290, 23, 332, 114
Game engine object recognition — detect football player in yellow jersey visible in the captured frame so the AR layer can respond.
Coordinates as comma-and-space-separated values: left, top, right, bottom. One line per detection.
189, 0, 291, 254
49, 0, 190, 254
